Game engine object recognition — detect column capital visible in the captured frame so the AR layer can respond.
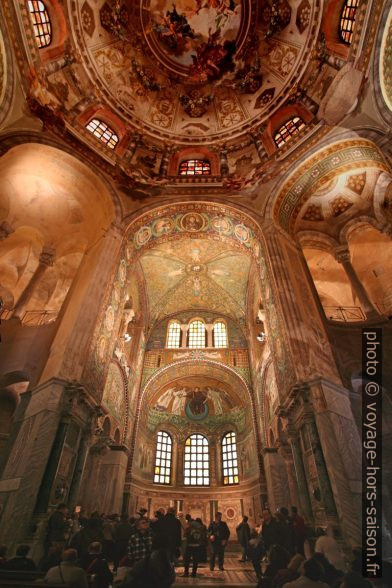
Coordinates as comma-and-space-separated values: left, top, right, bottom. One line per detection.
39, 246, 56, 267
0, 221, 14, 241
334, 244, 350, 264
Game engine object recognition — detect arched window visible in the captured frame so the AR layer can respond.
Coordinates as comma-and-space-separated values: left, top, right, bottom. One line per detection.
188, 320, 206, 348
154, 431, 172, 485
213, 320, 228, 348
167, 320, 181, 348
179, 159, 211, 176
27, 1, 52, 48
222, 431, 239, 485
274, 116, 306, 148
184, 434, 209, 486
86, 119, 119, 149
339, 0, 359, 45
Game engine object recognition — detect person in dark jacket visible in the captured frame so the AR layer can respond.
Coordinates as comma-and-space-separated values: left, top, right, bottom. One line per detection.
113, 515, 134, 571
120, 533, 175, 588
156, 508, 182, 563
45, 503, 69, 554
236, 516, 251, 562
70, 517, 105, 560
291, 506, 307, 555
81, 542, 113, 588
3, 545, 36, 571
261, 509, 280, 551
182, 518, 207, 577
207, 512, 230, 571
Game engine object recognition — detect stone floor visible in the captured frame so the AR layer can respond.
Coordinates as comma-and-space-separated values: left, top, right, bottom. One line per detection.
173, 557, 257, 587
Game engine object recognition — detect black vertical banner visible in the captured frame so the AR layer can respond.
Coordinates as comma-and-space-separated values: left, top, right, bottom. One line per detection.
362, 329, 382, 579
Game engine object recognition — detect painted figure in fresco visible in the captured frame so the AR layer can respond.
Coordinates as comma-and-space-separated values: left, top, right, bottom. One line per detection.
189, 28, 236, 82
172, 388, 189, 415
153, 4, 196, 55
155, 387, 176, 411
188, 387, 208, 415
205, 387, 224, 414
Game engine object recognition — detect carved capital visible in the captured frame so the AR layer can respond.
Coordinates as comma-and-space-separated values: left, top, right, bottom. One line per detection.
334, 245, 350, 264
0, 221, 14, 241
39, 246, 56, 267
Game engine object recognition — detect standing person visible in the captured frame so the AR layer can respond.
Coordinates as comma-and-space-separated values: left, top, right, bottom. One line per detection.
236, 515, 251, 562
127, 518, 153, 566
314, 526, 346, 572
196, 518, 208, 563
260, 509, 280, 552
207, 512, 230, 571
81, 542, 113, 588
119, 534, 175, 588
276, 509, 294, 554
159, 507, 182, 563
46, 503, 69, 554
291, 506, 307, 556
177, 512, 189, 562
181, 518, 206, 578
113, 514, 134, 571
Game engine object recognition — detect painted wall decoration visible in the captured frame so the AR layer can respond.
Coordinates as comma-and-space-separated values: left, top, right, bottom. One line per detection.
102, 361, 127, 425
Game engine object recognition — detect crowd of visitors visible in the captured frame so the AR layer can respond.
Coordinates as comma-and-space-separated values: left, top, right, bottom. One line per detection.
0, 503, 390, 587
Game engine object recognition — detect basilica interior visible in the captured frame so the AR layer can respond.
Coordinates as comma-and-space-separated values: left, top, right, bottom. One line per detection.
0, 0, 392, 574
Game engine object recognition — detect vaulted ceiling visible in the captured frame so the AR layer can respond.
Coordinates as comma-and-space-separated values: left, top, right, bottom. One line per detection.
139, 237, 251, 321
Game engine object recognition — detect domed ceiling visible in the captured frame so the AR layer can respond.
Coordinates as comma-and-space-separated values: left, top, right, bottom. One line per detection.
74, 0, 321, 143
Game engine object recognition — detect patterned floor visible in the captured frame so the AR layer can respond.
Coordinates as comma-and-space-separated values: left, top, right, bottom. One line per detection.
173, 557, 257, 586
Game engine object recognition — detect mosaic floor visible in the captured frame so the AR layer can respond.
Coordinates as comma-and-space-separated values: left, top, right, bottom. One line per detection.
173, 557, 257, 586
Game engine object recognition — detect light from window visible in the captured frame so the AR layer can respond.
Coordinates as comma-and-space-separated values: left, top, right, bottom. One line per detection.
167, 321, 181, 348
184, 434, 209, 486
86, 119, 119, 149
28, 1, 52, 48
222, 431, 239, 485
339, 0, 359, 45
153, 431, 172, 484
274, 116, 306, 148
179, 160, 211, 176
188, 320, 206, 348
213, 321, 228, 348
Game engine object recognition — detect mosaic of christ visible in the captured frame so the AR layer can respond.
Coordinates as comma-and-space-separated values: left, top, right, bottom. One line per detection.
149, 0, 242, 81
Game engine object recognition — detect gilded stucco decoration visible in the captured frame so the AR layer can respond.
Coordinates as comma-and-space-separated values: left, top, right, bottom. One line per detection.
380, 6, 392, 112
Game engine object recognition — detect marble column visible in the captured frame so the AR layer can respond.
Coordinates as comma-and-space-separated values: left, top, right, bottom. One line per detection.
219, 145, 229, 177
304, 417, 337, 517
180, 324, 188, 348
12, 246, 55, 318
288, 435, 313, 522
159, 145, 171, 177
97, 446, 129, 514
205, 324, 214, 348
263, 447, 291, 513
279, 443, 300, 509
334, 245, 380, 318
250, 130, 267, 162
0, 221, 14, 241
67, 429, 92, 509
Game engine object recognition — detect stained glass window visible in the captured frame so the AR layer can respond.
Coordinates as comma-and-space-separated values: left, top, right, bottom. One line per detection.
167, 321, 181, 348
153, 431, 172, 485
86, 119, 119, 149
339, 0, 359, 44
179, 160, 211, 176
222, 431, 239, 485
213, 321, 228, 348
27, 1, 52, 48
184, 434, 209, 486
274, 116, 306, 148
188, 320, 206, 348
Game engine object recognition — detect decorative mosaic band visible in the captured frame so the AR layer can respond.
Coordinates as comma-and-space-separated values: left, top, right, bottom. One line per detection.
274, 140, 389, 234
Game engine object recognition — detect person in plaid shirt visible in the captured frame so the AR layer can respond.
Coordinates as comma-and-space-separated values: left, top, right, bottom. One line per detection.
127, 519, 153, 565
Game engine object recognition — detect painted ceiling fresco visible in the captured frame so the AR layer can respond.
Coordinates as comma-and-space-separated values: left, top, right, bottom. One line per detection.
139, 238, 251, 321
70, 0, 320, 142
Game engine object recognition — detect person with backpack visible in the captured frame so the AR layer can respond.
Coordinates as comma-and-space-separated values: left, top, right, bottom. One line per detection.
236, 516, 251, 562
81, 542, 113, 588
207, 512, 230, 571
181, 518, 207, 577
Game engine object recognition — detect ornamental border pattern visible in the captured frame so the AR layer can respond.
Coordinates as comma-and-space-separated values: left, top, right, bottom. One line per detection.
273, 139, 389, 234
